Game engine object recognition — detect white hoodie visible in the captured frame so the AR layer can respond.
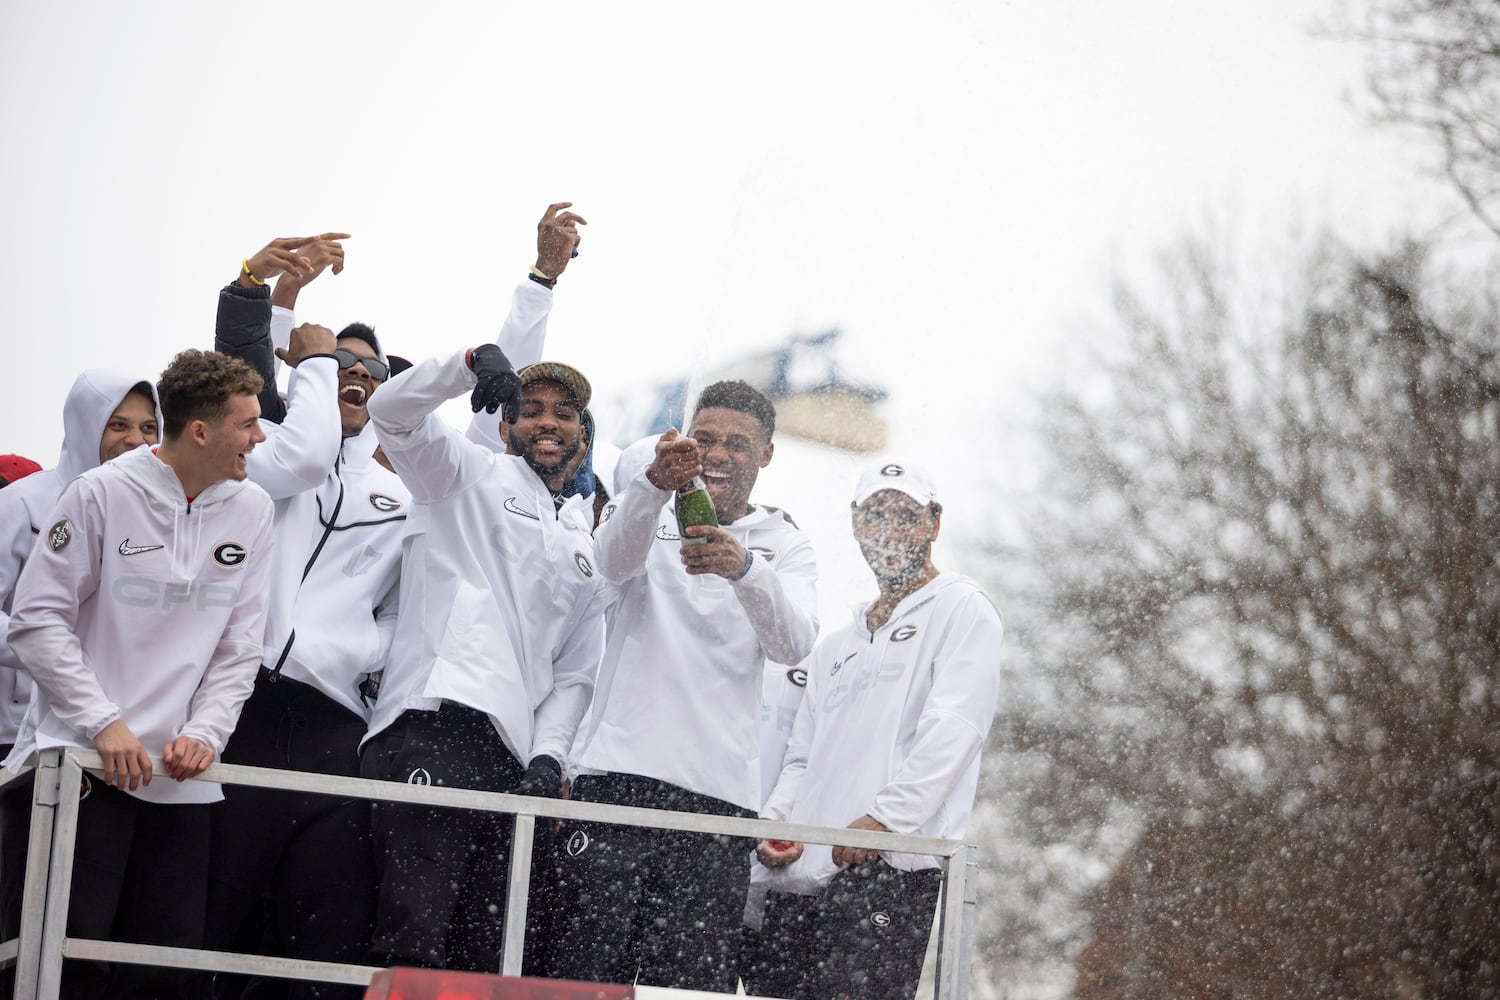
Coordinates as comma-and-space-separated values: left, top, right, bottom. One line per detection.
751, 573, 1002, 894
3, 446, 275, 804
571, 463, 819, 813
365, 349, 605, 769
0, 369, 158, 742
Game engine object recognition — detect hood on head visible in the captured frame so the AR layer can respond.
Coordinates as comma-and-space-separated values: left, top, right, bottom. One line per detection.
57, 369, 161, 482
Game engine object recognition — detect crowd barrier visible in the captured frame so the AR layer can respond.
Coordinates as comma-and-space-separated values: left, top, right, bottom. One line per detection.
0, 748, 978, 1000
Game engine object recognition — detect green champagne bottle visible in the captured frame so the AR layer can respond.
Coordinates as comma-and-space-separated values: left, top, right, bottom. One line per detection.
675, 476, 718, 544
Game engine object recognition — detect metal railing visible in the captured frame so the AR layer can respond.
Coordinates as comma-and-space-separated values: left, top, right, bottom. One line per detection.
0, 747, 977, 1000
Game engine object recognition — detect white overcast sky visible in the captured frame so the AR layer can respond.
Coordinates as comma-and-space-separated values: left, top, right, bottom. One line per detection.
0, 1, 1458, 610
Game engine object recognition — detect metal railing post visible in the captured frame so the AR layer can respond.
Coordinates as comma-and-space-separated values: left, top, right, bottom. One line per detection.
12, 750, 63, 1000
35, 752, 83, 1000
501, 811, 536, 976
934, 842, 970, 1000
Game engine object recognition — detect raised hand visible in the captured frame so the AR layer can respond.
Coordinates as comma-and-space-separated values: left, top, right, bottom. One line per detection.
468, 344, 522, 418
275, 323, 338, 369
535, 202, 587, 281
240, 236, 318, 288
645, 428, 702, 491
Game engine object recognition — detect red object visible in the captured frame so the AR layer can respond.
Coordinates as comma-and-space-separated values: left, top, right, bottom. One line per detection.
766, 840, 795, 851
363, 969, 634, 1000
0, 454, 41, 487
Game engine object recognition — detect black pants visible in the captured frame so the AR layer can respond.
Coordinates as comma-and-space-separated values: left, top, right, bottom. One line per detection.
545, 772, 756, 992
360, 703, 525, 973
0, 771, 211, 1000
204, 673, 376, 1000
742, 860, 942, 1000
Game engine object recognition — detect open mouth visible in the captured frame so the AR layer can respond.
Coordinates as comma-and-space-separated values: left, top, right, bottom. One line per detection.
338, 385, 368, 407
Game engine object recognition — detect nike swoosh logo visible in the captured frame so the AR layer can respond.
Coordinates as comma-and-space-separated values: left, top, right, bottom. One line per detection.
656, 525, 681, 541
118, 539, 164, 557
504, 497, 540, 521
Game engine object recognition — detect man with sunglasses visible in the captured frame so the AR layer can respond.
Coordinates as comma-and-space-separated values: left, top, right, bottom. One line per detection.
201, 236, 412, 999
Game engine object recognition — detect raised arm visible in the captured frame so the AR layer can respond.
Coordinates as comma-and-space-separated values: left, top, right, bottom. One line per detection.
467, 202, 586, 452
593, 429, 700, 583
217, 236, 320, 423
367, 346, 521, 504
244, 324, 342, 500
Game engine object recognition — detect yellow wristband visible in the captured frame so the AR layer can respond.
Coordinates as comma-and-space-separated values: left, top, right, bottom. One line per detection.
242, 259, 266, 286
529, 265, 553, 282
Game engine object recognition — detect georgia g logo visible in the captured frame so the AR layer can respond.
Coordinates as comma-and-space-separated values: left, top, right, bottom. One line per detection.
786, 667, 808, 688
880, 464, 905, 477
574, 552, 595, 578
891, 625, 918, 642
213, 543, 248, 567
869, 910, 893, 928
369, 493, 402, 513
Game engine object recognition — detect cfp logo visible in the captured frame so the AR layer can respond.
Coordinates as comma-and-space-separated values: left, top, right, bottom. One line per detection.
112, 577, 240, 612
407, 767, 432, 787
566, 830, 590, 856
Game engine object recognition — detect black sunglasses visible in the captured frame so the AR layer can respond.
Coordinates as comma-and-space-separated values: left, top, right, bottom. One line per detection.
334, 349, 389, 382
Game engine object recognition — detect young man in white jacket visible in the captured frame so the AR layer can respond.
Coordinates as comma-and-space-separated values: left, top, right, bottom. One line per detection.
745, 458, 1003, 1000
550, 381, 819, 993
3, 350, 275, 999
363, 335, 605, 973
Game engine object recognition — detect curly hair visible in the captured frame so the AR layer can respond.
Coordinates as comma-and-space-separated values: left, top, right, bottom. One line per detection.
156, 350, 264, 439
691, 380, 776, 439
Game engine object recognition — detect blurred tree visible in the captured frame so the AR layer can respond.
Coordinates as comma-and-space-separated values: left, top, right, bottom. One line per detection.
980, 235, 1500, 997
1337, 0, 1500, 236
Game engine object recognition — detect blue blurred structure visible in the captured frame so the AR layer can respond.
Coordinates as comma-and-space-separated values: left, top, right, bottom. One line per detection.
632, 329, 889, 452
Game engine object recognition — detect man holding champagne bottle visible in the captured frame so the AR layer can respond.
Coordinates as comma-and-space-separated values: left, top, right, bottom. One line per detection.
550, 380, 819, 992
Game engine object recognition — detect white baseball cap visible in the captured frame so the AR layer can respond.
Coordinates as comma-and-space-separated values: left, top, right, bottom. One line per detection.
852, 458, 940, 508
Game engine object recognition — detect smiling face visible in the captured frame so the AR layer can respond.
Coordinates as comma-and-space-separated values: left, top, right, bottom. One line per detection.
203, 392, 266, 483
98, 390, 159, 464
686, 406, 773, 523
335, 336, 384, 436
852, 490, 940, 586
501, 379, 586, 492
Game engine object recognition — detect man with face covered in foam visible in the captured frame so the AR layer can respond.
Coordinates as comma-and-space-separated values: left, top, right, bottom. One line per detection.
744, 459, 1003, 1000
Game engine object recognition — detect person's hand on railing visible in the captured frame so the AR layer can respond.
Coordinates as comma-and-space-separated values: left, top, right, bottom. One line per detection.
93, 720, 152, 791
755, 836, 804, 868
162, 736, 216, 782
831, 813, 890, 867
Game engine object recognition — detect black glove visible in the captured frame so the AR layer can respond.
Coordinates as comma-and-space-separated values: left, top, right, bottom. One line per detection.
468, 344, 522, 421
514, 755, 564, 798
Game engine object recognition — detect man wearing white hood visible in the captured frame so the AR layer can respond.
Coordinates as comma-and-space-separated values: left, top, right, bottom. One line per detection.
0, 369, 161, 754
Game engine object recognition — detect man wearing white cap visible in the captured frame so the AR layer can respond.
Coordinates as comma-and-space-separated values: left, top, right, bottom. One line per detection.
745, 458, 1003, 1000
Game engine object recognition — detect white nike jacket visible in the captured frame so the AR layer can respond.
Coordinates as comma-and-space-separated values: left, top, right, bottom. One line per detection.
751, 572, 1002, 894
571, 465, 819, 812
365, 349, 605, 768
4, 446, 275, 804
0, 370, 159, 742
248, 356, 409, 719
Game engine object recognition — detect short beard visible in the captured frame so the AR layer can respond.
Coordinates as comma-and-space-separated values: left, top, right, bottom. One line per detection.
522, 437, 582, 485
